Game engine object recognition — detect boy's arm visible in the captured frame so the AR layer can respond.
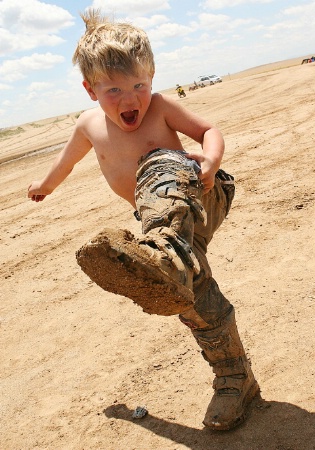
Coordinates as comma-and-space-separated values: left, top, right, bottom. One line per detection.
28, 121, 92, 202
187, 127, 225, 193
161, 94, 224, 193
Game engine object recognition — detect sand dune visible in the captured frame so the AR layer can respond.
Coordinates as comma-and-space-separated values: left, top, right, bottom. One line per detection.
1, 58, 315, 449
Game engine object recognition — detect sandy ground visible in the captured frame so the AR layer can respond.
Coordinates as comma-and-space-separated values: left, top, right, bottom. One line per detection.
1, 58, 315, 449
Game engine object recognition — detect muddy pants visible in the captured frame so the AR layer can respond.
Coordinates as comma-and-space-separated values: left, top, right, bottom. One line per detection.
135, 148, 235, 329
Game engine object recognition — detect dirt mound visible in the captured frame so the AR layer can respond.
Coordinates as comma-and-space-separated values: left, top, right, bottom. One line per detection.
1, 60, 314, 449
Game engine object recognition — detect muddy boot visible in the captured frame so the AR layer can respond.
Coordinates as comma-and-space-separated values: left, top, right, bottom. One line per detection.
192, 307, 260, 430
76, 226, 197, 315
76, 149, 205, 316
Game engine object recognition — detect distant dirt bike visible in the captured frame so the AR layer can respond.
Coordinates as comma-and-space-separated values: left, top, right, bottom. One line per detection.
176, 87, 186, 97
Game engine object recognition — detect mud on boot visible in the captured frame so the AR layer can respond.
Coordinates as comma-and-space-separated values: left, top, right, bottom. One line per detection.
192, 307, 260, 430
76, 226, 197, 316
203, 356, 259, 430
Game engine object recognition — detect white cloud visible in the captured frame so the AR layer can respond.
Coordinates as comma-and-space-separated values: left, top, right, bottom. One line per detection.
27, 81, 54, 92
0, 0, 74, 56
0, 53, 65, 82
195, 12, 258, 33
199, 0, 273, 9
128, 15, 169, 29
284, 2, 315, 16
250, 2, 315, 46
196, 13, 230, 29
0, 0, 74, 31
149, 22, 193, 41
91, 0, 171, 16
0, 28, 64, 55
8, 82, 93, 127
0, 83, 12, 91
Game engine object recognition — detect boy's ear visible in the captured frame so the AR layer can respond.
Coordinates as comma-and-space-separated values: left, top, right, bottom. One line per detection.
82, 80, 98, 101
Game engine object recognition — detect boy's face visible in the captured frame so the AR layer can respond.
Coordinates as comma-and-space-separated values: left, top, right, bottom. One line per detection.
83, 69, 153, 132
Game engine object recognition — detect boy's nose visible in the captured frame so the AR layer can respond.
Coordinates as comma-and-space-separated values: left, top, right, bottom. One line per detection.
122, 92, 137, 107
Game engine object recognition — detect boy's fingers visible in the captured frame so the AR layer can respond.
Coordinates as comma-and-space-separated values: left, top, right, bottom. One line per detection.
30, 194, 46, 202
201, 181, 214, 192
184, 152, 215, 191
185, 152, 204, 163
35, 195, 45, 202
199, 172, 215, 190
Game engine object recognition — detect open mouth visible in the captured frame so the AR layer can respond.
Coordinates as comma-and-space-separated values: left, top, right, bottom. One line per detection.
121, 110, 139, 125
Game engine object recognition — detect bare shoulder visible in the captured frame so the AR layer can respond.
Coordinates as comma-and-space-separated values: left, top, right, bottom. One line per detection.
151, 92, 175, 106
149, 92, 183, 115
76, 106, 103, 127
73, 106, 106, 144
150, 92, 211, 142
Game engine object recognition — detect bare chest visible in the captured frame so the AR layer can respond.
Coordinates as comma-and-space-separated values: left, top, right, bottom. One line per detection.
85, 106, 183, 205
91, 113, 182, 170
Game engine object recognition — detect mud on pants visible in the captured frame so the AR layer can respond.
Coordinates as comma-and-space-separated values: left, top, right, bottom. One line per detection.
135, 147, 234, 328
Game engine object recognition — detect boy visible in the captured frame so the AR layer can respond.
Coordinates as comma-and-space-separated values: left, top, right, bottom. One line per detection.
28, 9, 259, 430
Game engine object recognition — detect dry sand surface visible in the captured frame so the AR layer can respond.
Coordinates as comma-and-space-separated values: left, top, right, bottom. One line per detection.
1, 58, 315, 449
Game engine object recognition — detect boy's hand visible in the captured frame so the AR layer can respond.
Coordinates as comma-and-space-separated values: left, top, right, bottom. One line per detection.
28, 181, 49, 202
185, 152, 217, 193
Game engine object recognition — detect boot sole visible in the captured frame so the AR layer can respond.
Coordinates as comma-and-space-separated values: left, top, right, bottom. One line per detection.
203, 380, 260, 431
76, 228, 194, 316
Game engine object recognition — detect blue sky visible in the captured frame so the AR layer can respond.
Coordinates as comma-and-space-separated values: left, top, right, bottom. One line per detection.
0, 0, 314, 128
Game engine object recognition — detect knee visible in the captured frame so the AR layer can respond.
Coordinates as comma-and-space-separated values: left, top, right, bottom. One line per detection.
193, 277, 233, 327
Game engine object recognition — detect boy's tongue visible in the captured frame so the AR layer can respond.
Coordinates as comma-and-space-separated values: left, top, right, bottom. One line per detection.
121, 110, 138, 124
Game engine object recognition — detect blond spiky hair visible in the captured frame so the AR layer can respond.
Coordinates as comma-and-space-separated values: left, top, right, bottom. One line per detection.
72, 9, 155, 86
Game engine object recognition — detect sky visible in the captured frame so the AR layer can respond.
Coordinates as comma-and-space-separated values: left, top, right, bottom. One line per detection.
0, 0, 314, 128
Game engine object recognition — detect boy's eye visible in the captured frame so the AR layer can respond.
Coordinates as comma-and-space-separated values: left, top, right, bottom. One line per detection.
135, 83, 143, 89
109, 87, 120, 93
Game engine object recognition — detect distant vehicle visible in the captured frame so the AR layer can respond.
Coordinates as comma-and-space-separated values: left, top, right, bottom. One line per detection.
175, 84, 186, 97
301, 56, 315, 64
198, 75, 222, 85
